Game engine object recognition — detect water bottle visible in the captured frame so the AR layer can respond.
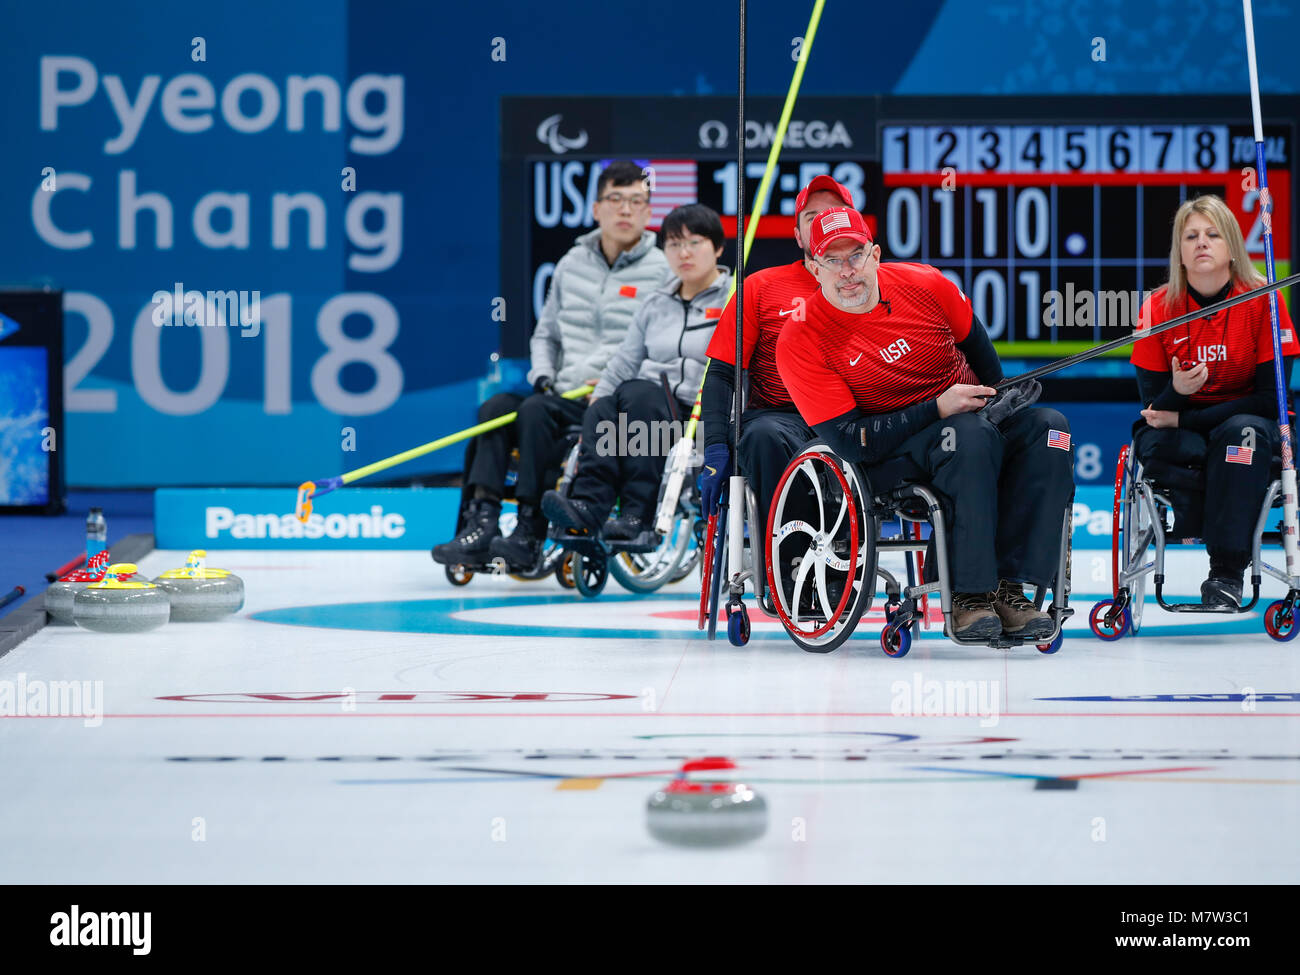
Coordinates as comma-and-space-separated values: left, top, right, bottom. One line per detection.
86, 507, 107, 560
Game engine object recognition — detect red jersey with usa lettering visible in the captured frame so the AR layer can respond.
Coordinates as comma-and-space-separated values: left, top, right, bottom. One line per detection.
776, 261, 979, 426
1131, 284, 1298, 405
706, 260, 818, 410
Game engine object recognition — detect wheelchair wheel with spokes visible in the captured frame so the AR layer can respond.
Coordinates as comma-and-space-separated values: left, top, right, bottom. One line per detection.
609, 508, 694, 593
765, 447, 874, 653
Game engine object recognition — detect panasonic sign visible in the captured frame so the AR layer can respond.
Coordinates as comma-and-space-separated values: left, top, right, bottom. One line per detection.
205, 504, 406, 540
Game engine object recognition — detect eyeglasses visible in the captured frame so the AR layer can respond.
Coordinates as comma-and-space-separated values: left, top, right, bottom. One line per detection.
815, 249, 872, 272
600, 193, 649, 209
664, 237, 711, 253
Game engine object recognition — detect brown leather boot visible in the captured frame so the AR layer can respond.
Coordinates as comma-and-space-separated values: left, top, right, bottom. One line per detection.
991, 580, 1054, 639
950, 591, 1002, 640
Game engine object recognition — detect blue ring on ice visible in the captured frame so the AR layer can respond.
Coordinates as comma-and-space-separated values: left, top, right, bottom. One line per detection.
250, 592, 1265, 641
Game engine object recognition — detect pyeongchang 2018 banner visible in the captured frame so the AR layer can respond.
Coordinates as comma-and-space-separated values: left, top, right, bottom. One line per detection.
0, 1, 491, 486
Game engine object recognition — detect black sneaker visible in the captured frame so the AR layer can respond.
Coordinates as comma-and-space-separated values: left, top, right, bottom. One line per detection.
950, 591, 1003, 640
431, 498, 500, 565
1200, 574, 1243, 609
541, 491, 604, 535
603, 513, 648, 541
489, 502, 546, 570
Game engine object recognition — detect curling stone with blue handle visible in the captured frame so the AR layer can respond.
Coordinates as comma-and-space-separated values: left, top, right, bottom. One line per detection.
72, 564, 171, 633
152, 550, 244, 622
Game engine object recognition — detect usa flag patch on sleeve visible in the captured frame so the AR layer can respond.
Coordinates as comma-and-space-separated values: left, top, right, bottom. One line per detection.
1226, 445, 1254, 464
1047, 429, 1071, 450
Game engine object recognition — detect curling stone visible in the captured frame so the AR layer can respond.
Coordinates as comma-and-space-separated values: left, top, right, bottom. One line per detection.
152, 550, 244, 622
72, 564, 171, 633
45, 551, 111, 624
646, 757, 768, 848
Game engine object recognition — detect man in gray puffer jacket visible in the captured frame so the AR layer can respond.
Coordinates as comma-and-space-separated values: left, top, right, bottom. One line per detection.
543, 204, 728, 544
433, 160, 670, 571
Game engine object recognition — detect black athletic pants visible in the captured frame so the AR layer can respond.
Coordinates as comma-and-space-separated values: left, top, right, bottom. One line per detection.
739, 408, 814, 530
877, 407, 1076, 593
464, 391, 586, 505
1133, 413, 1279, 562
569, 379, 685, 522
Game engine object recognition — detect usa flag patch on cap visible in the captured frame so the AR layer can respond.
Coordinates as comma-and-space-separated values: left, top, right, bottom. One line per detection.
1227, 445, 1254, 464
619, 285, 638, 298
820, 210, 851, 233
1047, 429, 1071, 450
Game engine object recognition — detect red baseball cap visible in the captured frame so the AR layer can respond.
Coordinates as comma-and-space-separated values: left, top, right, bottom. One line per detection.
809, 206, 874, 256
794, 175, 854, 215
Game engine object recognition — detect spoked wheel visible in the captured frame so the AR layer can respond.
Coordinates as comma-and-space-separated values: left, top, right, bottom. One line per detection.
1264, 600, 1300, 641
445, 565, 473, 587
555, 552, 577, 590
609, 507, 694, 593
765, 447, 874, 653
573, 552, 608, 598
1117, 445, 1149, 634
1089, 598, 1129, 641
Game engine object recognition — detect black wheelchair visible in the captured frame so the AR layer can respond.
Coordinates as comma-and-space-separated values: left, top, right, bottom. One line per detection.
1090, 439, 1300, 641
763, 444, 1074, 656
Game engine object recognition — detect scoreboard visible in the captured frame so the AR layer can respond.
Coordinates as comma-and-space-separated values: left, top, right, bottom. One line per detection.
500, 96, 1298, 383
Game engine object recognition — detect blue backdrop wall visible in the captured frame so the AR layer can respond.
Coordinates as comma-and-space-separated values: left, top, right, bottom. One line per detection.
2, 0, 1297, 487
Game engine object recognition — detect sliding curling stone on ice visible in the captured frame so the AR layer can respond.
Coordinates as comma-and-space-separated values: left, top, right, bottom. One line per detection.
646, 758, 768, 848
72, 564, 171, 633
152, 550, 244, 621
45, 551, 111, 624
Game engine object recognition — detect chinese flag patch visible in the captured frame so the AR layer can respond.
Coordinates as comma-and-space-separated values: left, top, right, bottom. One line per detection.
619, 285, 638, 298
705, 307, 723, 319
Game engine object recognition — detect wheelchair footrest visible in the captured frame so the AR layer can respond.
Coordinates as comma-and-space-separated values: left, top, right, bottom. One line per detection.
1157, 601, 1241, 614
606, 531, 661, 554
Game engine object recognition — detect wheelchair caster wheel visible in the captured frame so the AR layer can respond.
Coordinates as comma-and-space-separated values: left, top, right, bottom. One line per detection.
1264, 601, 1300, 642
574, 553, 608, 598
445, 565, 473, 587
1088, 599, 1128, 641
880, 625, 911, 658
1036, 632, 1064, 654
727, 607, 751, 647
555, 553, 577, 590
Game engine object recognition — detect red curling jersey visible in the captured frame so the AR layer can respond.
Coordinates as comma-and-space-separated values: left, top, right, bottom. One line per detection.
777, 261, 979, 426
1131, 283, 1299, 405
706, 260, 818, 410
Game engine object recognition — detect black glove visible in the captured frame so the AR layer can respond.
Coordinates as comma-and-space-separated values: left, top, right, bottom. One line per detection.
981, 379, 1041, 428
533, 376, 555, 396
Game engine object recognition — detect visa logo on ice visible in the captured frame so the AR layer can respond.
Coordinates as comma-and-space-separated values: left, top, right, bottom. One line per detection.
206, 505, 406, 539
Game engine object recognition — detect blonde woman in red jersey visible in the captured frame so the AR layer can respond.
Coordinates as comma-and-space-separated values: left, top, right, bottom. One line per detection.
1131, 194, 1299, 608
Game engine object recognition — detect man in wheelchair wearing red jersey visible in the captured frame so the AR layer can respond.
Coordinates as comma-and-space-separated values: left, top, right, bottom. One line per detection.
776, 206, 1076, 642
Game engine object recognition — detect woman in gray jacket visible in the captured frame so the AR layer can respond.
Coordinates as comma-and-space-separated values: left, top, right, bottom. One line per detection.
543, 204, 729, 545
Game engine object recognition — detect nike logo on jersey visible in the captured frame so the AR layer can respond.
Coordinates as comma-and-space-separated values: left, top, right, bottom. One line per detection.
1173, 336, 1189, 345
778, 307, 799, 317
849, 353, 864, 366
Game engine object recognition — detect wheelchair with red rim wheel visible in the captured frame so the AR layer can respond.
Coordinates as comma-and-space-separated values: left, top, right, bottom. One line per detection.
1092, 441, 1300, 641
764, 444, 1073, 656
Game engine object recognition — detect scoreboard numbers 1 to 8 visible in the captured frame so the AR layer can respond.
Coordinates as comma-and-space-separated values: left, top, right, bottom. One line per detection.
878, 122, 1292, 346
